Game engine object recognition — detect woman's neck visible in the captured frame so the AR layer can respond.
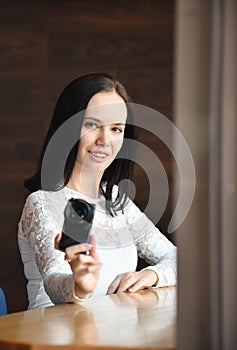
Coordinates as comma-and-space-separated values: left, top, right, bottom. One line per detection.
67, 165, 103, 199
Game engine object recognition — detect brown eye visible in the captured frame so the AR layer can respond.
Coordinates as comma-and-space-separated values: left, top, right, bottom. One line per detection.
112, 126, 124, 133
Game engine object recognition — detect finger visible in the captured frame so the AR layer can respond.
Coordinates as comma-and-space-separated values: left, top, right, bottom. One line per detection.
127, 280, 145, 293
116, 270, 157, 293
115, 274, 141, 293
65, 243, 92, 260
74, 263, 102, 278
87, 263, 102, 273
107, 275, 123, 294
127, 276, 151, 293
88, 236, 100, 262
108, 273, 138, 294
116, 280, 135, 293
89, 235, 96, 246
55, 234, 62, 250
69, 253, 96, 267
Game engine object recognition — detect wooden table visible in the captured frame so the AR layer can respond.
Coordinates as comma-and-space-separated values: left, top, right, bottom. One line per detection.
0, 287, 176, 350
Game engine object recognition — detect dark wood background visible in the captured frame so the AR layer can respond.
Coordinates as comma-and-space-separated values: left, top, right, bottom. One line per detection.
0, 0, 175, 312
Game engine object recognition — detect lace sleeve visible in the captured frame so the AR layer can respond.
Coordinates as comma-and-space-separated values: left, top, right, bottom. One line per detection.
21, 191, 78, 304
124, 200, 177, 287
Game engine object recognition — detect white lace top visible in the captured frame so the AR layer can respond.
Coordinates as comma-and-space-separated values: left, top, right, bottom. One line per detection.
18, 186, 177, 309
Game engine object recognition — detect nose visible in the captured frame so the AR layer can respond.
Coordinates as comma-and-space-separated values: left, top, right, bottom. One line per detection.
96, 126, 110, 146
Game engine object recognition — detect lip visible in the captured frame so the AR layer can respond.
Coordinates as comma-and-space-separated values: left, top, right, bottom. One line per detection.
88, 149, 110, 163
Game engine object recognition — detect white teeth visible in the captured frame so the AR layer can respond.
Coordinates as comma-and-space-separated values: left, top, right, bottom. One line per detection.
91, 152, 106, 158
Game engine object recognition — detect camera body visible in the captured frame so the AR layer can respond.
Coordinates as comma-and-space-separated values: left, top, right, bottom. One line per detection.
59, 198, 95, 251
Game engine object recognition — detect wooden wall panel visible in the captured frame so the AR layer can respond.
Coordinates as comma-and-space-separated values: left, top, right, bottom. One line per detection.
0, 0, 175, 312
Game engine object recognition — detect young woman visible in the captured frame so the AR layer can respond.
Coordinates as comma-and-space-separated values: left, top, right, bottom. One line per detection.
18, 73, 176, 309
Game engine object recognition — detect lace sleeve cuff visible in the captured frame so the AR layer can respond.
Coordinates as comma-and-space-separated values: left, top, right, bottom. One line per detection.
71, 290, 94, 303
141, 247, 177, 288
65, 276, 94, 303
142, 263, 177, 288
44, 273, 91, 304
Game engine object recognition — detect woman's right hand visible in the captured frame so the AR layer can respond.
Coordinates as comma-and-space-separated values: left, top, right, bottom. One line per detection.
55, 234, 101, 299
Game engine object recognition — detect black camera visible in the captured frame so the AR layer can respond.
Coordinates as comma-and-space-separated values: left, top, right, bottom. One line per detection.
58, 198, 95, 251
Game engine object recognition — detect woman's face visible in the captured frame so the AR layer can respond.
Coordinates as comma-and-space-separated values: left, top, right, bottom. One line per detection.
76, 90, 127, 173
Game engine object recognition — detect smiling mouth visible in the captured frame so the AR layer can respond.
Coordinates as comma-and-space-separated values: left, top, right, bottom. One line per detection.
90, 151, 107, 158
88, 150, 110, 161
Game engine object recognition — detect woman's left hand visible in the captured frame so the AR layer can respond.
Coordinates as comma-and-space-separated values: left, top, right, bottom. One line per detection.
107, 270, 158, 294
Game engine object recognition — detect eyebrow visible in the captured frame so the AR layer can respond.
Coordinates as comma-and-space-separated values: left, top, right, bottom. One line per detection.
84, 117, 125, 125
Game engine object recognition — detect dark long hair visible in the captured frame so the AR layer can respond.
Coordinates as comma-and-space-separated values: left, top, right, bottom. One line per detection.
24, 73, 137, 215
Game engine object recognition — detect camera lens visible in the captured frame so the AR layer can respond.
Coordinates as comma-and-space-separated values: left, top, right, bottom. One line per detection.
66, 198, 95, 225
73, 201, 89, 219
